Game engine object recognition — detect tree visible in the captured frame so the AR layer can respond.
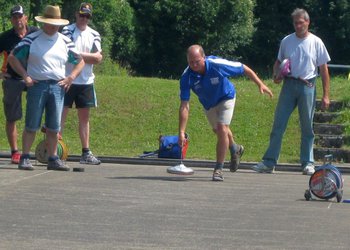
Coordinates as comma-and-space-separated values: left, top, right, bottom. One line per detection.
0, 1, 31, 31
239, 0, 305, 75
2, 0, 349, 77
304, 0, 350, 65
128, 0, 256, 78
109, 0, 136, 67
242, 0, 350, 75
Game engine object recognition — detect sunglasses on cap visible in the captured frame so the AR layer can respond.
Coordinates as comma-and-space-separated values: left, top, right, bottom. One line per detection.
11, 13, 24, 18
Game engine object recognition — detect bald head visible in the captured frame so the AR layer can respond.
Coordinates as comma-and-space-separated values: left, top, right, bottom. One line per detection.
187, 45, 205, 57
187, 45, 206, 74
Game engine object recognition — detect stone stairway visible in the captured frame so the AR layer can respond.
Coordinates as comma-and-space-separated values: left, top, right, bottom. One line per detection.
313, 100, 350, 162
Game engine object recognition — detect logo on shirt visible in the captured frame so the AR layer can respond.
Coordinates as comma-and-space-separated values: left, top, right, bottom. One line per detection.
210, 77, 219, 85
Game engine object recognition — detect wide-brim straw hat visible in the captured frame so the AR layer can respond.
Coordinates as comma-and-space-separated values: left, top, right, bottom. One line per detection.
35, 5, 69, 26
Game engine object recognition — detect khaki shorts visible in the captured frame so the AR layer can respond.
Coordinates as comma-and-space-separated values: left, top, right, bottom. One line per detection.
205, 98, 236, 129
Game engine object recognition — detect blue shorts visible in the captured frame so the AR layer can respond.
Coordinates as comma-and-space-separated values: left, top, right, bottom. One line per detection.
25, 80, 65, 132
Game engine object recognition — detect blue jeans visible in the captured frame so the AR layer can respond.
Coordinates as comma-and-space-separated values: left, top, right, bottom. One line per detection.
262, 77, 316, 168
25, 80, 65, 132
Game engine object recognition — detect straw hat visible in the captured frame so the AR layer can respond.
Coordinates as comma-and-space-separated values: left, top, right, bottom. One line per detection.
35, 5, 69, 26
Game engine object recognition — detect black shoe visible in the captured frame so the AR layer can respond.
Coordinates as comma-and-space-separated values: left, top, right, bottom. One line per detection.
47, 158, 70, 171
230, 144, 244, 172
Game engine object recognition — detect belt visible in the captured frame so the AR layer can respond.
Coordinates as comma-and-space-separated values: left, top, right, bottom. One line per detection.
285, 76, 315, 88
37, 79, 62, 84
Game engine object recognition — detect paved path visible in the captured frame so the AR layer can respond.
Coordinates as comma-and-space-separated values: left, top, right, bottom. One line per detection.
0, 159, 349, 249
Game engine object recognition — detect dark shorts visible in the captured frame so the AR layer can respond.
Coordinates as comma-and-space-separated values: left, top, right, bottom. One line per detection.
64, 84, 97, 108
2, 78, 26, 122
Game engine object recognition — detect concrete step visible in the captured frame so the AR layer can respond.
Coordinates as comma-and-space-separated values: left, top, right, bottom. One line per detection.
313, 112, 340, 123
314, 134, 349, 148
314, 147, 350, 163
316, 100, 347, 112
313, 123, 345, 135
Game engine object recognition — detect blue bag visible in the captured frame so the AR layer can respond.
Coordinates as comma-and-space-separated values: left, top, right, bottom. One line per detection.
158, 134, 189, 159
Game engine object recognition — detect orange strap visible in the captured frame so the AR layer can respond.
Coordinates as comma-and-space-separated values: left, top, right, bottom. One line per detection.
1, 51, 8, 73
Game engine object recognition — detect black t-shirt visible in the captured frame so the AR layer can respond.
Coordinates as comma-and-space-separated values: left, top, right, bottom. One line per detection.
0, 26, 38, 79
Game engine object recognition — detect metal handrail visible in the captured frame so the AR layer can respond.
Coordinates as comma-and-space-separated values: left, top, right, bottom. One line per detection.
328, 64, 350, 69
327, 64, 350, 79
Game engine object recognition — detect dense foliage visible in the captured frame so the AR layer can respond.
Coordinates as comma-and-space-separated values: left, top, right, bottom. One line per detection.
0, 0, 349, 77
128, 0, 255, 77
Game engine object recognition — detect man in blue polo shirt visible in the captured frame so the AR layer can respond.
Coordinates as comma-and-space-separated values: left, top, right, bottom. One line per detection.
0, 5, 38, 164
179, 44, 273, 181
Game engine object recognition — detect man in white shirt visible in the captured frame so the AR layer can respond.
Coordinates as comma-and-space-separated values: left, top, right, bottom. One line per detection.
8, 5, 85, 171
252, 8, 330, 175
61, 2, 103, 165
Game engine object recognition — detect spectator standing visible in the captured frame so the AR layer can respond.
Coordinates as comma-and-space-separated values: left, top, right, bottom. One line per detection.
61, 2, 103, 165
8, 5, 85, 171
252, 8, 330, 175
0, 5, 38, 164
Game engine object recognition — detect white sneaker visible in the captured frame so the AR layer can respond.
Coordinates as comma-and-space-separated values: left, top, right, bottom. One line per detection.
302, 164, 315, 175
80, 151, 101, 165
167, 163, 194, 175
251, 162, 274, 173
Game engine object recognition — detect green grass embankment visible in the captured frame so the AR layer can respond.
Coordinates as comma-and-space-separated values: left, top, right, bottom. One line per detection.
0, 75, 348, 163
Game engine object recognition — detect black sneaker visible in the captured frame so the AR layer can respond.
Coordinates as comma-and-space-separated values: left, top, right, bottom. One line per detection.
230, 144, 244, 172
47, 158, 70, 171
212, 169, 224, 181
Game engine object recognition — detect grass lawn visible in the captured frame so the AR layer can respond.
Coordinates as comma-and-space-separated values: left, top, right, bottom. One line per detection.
0, 74, 348, 164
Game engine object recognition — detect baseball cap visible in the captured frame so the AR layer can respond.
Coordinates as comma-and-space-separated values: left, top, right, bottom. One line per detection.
10, 5, 24, 16
79, 3, 92, 16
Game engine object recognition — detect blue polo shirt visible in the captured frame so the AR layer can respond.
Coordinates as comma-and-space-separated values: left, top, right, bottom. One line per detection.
180, 55, 244, 110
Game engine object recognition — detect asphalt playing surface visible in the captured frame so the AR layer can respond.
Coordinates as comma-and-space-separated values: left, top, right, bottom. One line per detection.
0, 158, 349, 249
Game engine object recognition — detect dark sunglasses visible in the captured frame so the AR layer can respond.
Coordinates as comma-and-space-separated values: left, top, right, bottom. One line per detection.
79, 14, 91, 19
11, 14, 24, 19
